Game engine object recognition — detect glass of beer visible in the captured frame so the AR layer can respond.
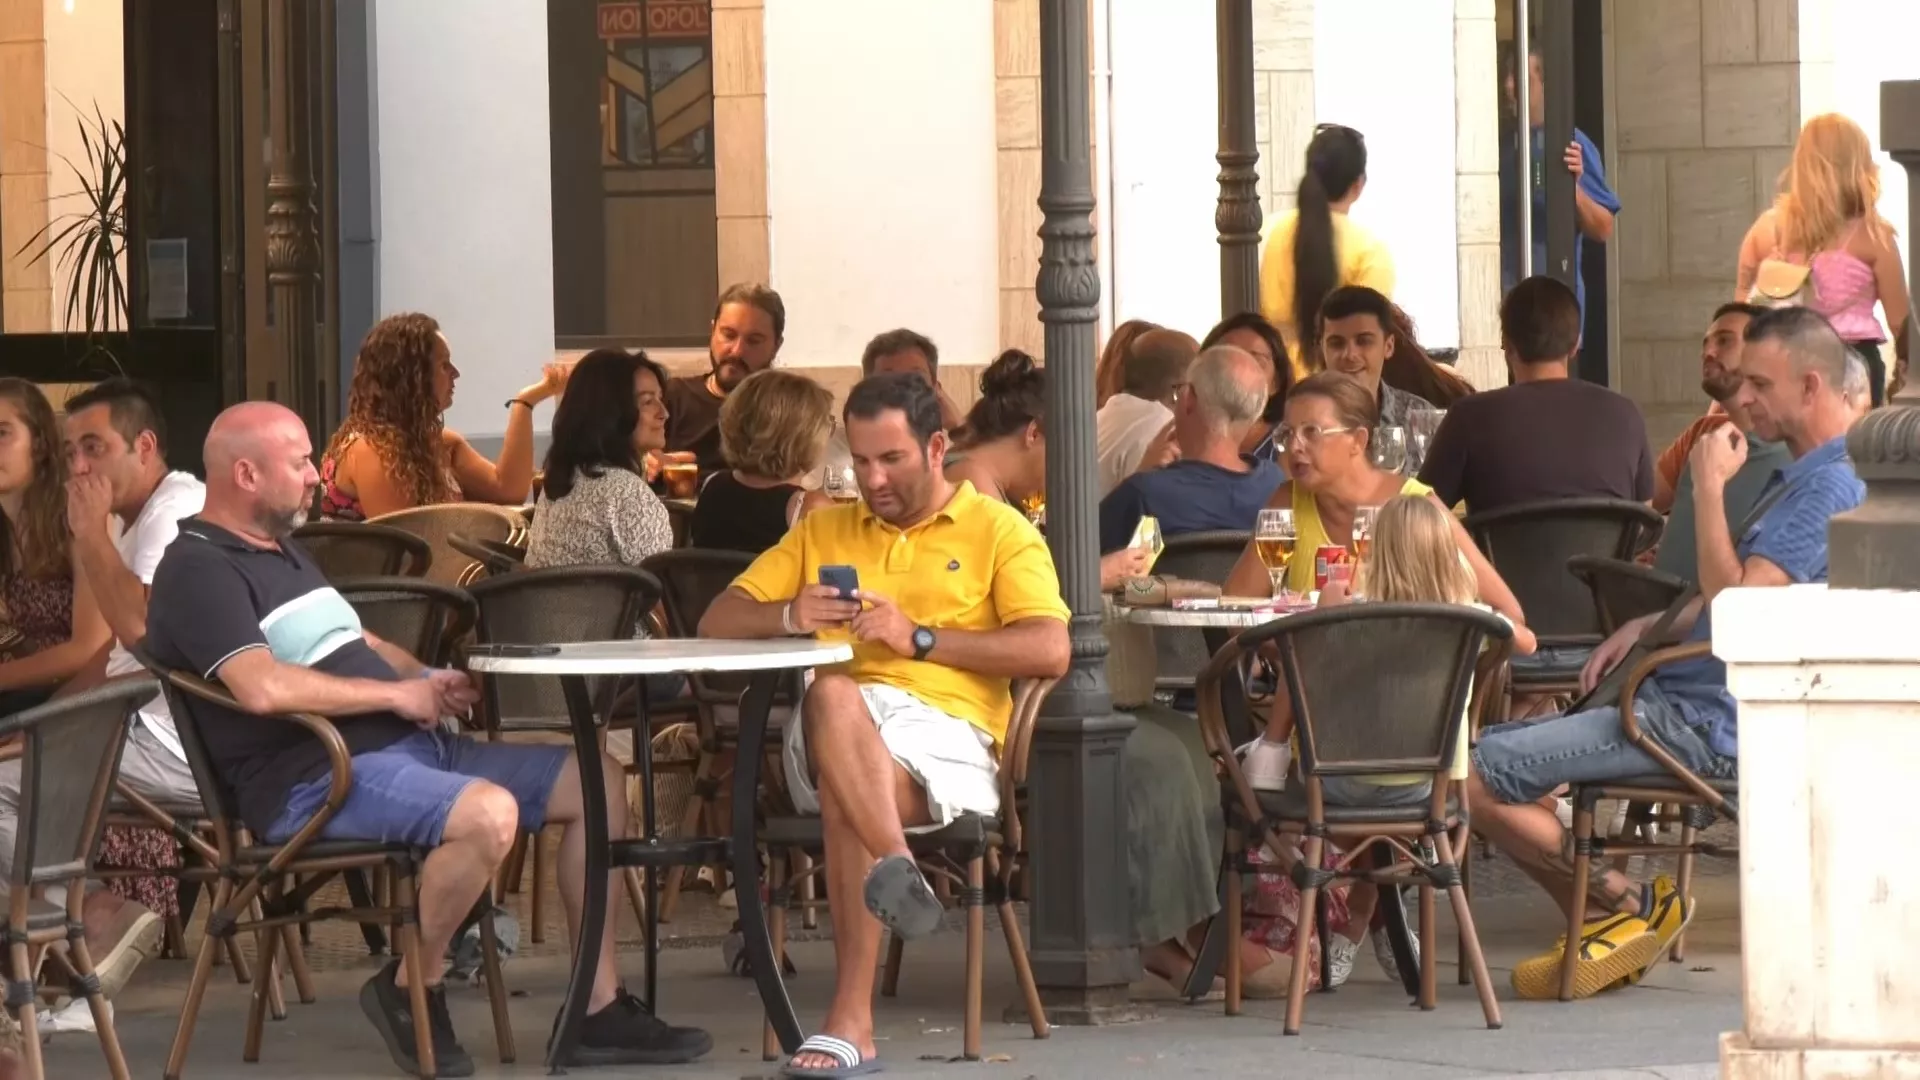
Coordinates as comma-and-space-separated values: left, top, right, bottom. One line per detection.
661, 459, 699, 500
1254, 507, 1297, 601
825, 466, 859, 502
1351, 504, 1379, 561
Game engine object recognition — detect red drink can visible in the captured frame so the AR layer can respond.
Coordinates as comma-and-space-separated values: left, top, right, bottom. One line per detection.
1313, 544, 1350, 592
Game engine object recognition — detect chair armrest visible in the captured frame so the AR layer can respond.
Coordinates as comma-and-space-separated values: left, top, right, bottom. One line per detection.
1194, 638, 1268, 832
1615, 640, 1712, 744
161, 669, 357, 853
995, 676, 1057, 856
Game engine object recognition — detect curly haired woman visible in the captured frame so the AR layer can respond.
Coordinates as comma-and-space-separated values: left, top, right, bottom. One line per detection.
320, 313, 571, 520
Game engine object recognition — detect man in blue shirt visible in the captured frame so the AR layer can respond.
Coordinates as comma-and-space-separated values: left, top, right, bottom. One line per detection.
1098, 345, 1282, 553
1467, 307, 1863, 1001
1501, 43, 1621, 326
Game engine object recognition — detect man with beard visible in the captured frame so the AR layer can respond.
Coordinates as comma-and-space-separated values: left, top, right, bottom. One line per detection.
664, 283, 786, 476
1650, 303, 1791, 583
699, 373, 1069, 1077
145, 403, 711, 1075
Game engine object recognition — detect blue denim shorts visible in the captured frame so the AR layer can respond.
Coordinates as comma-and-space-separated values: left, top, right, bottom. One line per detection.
266, 729, 571, 848
1470, 681, 1736, 805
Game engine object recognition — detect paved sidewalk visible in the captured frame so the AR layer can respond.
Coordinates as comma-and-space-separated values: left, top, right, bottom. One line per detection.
42, 849, 1742, 1078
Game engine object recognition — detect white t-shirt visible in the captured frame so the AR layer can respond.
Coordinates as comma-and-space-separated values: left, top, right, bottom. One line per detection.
1094, 393, 1174, 497
103, 471, 206, 762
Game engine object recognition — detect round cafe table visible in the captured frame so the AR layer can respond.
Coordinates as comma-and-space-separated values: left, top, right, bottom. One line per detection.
1110, 600, 1424, 1001
467, 638, 852, 1067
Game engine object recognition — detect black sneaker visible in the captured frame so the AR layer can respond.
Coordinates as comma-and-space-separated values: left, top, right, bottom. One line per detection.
358, 959, 476, 1077
553, 989, 714, 1066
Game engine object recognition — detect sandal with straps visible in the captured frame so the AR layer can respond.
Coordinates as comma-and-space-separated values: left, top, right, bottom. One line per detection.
781, 1034, 884, 1078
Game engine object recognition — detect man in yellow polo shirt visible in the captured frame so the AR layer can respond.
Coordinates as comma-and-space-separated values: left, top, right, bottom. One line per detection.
700, 372, 1070, 1077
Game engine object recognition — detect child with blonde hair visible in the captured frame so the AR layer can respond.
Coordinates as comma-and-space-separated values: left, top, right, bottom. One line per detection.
1237, 494, 1535, 990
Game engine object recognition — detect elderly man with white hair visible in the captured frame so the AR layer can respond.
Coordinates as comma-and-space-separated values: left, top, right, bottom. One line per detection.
1097, 344, 1285, 552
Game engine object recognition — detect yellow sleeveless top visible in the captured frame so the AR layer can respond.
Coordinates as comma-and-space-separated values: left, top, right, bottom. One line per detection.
1283, 475, 1434, 594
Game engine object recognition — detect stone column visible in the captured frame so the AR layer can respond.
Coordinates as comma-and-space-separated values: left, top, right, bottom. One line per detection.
1719, 80, 1920, 1080
1027, 0, 1140, 1026
264, 0, 324, 442
1215, 0, 1262, 317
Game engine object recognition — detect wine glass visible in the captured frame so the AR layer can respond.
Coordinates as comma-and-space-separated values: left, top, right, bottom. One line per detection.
1254, 507, 1298, 602
1372, 425, 1409, 475
824, 466, 857, 502
1406, 408, 1445, 475
1351, 505, 1379, 562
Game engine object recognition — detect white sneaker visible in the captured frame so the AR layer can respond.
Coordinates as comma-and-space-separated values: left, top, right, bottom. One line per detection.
1238, 738, 1292, 792
1325, 933, 1360, 988
1370, 921, 1418, 982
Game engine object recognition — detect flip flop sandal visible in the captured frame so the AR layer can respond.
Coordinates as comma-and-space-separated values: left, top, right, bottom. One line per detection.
781, 1034, 884, 1078
863, 854, 943, 940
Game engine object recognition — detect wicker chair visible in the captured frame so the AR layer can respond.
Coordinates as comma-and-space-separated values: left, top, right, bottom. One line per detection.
639, 549, 797, 919
369, 503, 527, 587
1557, 639, 1737, 996
132, 651, 515, 1079
759, 678, 1055, 1063
336, 577, 476, 669
1566, 556, 1690, 634
465, 566, 661, 946
1464, 499, 1663, 704
1196, 603, 1510, 1034
1, 679, 159, 1080
447, 533, 527, 579
292, 522, 431, 581
1150, 530, 1252, 695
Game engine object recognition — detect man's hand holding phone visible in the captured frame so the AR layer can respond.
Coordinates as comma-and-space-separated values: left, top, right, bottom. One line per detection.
787, 583, 862, 633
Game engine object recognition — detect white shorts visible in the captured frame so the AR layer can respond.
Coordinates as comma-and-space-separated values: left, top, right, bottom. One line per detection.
784, 682, 1000, 828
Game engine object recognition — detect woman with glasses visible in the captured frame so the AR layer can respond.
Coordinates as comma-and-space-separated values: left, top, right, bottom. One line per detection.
1259, 124, 1395, 379
1224, 373, 1522, 614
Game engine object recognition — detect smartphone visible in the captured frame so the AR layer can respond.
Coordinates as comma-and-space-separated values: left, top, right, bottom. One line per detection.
481, 643, 561, 657
819, 565, 860, 600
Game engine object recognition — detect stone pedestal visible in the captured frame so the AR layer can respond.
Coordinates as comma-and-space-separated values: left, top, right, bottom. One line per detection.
1713, 584, 1920, 1080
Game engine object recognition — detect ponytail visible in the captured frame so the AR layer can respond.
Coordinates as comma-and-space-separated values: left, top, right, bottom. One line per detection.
1290, 124, 1369, 371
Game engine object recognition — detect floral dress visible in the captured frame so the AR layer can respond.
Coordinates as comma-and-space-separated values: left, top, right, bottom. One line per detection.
1, 571, 179, 916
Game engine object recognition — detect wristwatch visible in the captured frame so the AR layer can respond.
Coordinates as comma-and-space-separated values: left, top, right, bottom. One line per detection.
911, 626, 937, 661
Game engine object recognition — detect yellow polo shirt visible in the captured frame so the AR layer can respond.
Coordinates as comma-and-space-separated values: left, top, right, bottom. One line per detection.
730, 482, 1070, 744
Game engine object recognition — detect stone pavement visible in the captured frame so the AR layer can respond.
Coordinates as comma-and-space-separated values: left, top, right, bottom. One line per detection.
42, 839, 1742, 1079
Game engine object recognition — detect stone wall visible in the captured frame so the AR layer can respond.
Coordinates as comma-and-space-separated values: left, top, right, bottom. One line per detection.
0, 0, 50, 332
1610, 0, 1819, 447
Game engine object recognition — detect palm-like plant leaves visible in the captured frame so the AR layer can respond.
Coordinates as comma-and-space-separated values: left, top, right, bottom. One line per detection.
11, 97, 126, 373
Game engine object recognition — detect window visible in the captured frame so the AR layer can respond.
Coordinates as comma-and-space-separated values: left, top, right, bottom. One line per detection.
550, 0, 720, 346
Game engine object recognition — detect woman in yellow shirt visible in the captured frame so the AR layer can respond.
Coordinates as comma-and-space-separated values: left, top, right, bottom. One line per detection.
1259, 124, 1396, 378
1224, 373, 1520, 612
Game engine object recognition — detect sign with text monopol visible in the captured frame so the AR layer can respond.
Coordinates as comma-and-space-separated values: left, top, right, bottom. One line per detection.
598, 1, 712, 40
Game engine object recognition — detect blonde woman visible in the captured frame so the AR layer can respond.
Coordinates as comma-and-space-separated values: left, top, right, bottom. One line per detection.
689, 370, 836, 554
1737, 113, 1910, 406
1237, 495, 1534, 989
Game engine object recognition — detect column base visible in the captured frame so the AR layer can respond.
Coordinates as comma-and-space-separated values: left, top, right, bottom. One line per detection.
1722, 1031, 1920, 1080
1006, 986, 1155, 1027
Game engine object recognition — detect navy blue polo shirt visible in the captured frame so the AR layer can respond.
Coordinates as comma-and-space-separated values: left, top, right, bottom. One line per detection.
145, 517, 415, 834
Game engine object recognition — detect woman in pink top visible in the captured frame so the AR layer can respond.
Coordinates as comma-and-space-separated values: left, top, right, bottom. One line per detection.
1737, 113, 1909, 406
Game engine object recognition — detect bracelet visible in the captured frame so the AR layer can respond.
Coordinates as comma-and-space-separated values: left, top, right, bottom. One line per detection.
780, 601, 800, 636
505, 398, 534, 410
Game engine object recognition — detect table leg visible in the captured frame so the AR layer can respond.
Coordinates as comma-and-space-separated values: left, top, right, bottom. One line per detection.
732, 671, 803, 1055
546, 675, 611, 1072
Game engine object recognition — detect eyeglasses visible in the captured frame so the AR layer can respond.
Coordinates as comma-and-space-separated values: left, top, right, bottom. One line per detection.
1273, 424, 1357, 448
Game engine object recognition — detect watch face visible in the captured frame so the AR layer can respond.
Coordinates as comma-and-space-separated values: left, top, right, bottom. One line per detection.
913, 627, 935, 652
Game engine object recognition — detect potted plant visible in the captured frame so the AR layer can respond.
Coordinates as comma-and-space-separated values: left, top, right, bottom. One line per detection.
13, 97, 127, 394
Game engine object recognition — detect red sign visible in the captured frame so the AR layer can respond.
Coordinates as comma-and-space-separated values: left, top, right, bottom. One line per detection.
598, 1, 710, 40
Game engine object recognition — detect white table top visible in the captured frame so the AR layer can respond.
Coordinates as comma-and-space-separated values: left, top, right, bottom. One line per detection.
467, 639, 853, 676
1116, 603, 1292, 629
